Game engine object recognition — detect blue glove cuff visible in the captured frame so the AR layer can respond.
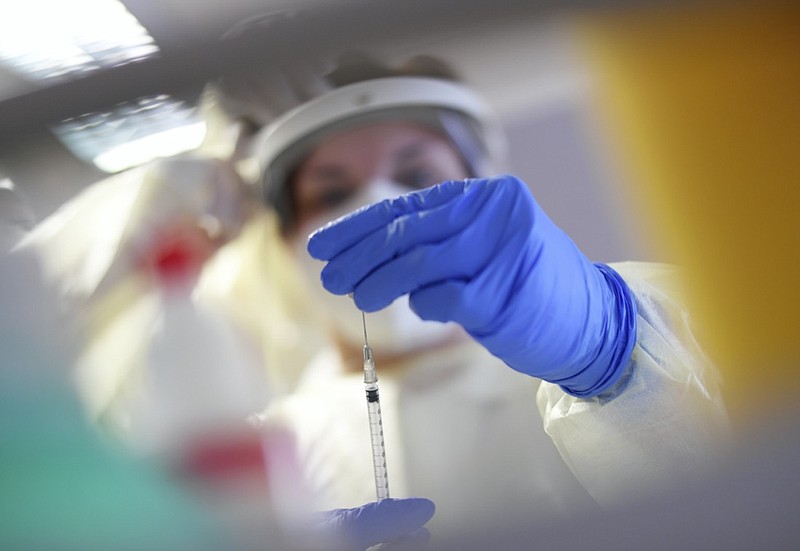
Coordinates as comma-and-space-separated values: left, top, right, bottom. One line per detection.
556, 264, 638, 398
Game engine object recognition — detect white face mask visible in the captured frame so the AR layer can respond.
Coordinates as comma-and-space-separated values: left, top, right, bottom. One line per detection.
291, 179, 460, 355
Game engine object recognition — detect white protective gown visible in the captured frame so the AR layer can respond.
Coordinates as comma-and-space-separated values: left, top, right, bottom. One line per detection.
258, 261, 731, 536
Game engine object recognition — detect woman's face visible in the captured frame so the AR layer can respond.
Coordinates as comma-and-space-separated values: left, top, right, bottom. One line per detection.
289, 121, 470, 235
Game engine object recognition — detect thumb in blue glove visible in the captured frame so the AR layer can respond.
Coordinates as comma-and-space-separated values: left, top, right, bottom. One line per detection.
312, 498, 435, 550
307, 175, 637, 398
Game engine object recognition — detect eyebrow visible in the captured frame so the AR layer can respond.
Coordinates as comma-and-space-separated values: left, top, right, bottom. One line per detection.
307, 164, 349, 183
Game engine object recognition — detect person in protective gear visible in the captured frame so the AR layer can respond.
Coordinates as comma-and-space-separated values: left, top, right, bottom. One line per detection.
222, 51, 733, 536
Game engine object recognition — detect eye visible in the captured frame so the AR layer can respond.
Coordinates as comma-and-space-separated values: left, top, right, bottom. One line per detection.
318, 187, 355, 209
292, 164, 359, 221
394, 166, 442, 190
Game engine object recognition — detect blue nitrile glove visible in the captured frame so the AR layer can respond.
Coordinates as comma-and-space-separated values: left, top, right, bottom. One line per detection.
307, 176, 637, 398
314, 498, 435, 550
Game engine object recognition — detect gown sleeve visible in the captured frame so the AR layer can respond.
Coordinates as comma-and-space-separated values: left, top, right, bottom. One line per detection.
536, 261, 732, 505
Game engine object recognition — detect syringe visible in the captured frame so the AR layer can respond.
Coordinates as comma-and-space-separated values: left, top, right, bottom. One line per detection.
361, 310, 390, 500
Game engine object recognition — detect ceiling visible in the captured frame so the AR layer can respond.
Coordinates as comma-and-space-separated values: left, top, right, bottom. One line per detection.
0, 0, 672, 145
0, 0, 687, 261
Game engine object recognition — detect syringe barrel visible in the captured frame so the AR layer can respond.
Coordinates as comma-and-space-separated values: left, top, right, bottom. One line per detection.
365, 385, 390, 500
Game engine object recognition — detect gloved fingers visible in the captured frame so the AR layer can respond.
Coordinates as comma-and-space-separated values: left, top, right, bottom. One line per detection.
463, 246, 530, 333
319, 498, 435, 551
349, 226, 492, 312
319, 185, 496, 297
308, 179, 473, 260
408, 279, 502, 330
407, 234, 529, 330
408, 280, 471, 323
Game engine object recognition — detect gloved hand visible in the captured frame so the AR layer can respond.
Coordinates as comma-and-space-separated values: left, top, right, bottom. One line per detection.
313, 498, 435, 550
307, 176, 637, 397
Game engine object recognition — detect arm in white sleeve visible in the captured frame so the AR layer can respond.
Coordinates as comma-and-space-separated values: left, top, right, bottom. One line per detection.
536, 261, 732, 506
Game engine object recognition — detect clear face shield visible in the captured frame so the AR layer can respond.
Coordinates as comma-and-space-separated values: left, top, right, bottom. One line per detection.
255, 76, 507, 235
